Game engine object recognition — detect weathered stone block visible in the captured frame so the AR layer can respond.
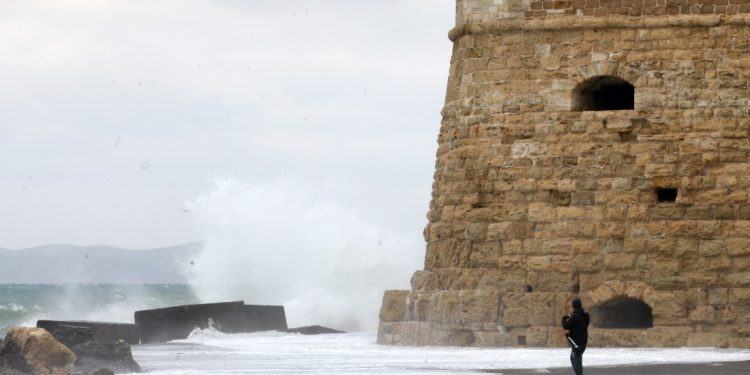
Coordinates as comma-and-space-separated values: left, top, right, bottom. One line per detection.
430, 240, 472, 269
645, 327, 690, 347
528, 203, 557, 222
604, 254, 636, 270
573, 254, 603, 272
380, 291, 410, 322
700, 239, 727, 257
723, 273, 750, 287
527, 271, 577, 292
649, 291, 687, 322
465, 222, 489, 240
726, 237, 750, 256
589, 328, 645, 347
701, 256, 732, 271
526, 256, 572, 273
687, 332, 729, 348
688, 305, 716, 324
729, 288, 750, 305
430, 290, 501, 324
725, 221, 750, 237
477, 270, 528, 291
486, 222, 514, 240
505, 326, 551, 347
470, 241, 501, 267
501, 292, 556, 327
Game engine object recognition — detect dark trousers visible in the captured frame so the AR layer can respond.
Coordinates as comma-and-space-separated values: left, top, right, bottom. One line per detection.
569, 348, 583, 375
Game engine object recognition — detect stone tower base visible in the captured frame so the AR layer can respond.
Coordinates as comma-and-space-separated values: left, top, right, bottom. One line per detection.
379, 281, 750, 348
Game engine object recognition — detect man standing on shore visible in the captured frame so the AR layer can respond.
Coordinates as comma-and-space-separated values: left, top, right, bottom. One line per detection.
562, 298, 590, 375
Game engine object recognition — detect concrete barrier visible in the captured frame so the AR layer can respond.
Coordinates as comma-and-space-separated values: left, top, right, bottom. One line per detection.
134, 301, 287, 343
36, 320, 139, 345
285, 325, 345, 335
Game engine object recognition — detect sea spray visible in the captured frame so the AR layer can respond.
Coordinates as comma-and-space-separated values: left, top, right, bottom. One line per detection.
183, 178, 423, 331
0, 284, 197, 334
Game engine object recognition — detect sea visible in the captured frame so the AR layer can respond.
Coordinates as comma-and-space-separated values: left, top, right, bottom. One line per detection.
0, 284, 198, 334
3, 284, 750, 374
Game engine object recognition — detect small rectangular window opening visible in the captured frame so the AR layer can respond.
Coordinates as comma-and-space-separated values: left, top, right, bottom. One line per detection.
656, 188, 678, 203
517, 335, 527, 345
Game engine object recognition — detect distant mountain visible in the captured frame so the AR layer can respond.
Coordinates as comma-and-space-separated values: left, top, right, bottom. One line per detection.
0, 242, 202, 284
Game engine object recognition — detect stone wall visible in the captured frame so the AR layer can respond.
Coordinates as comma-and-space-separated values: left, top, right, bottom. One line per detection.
457, 0, 750, 22
528, 0, 750, 18
378, 7, 750, 348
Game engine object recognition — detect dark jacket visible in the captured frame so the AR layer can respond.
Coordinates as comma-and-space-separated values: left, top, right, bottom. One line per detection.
562, 308, 590, 352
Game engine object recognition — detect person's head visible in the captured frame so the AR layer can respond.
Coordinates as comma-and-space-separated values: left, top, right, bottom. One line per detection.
572, 298, 582, 310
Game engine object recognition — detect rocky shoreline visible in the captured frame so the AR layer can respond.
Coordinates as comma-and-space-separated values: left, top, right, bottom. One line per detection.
0, 326, 140, 375
0, 326, 122, 375
0, 301, 343, 375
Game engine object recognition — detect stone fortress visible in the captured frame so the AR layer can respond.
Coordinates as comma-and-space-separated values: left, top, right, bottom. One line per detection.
378, 0, 750, 348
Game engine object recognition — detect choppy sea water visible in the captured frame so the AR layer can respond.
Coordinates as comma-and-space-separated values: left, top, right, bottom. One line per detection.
130, 329, 750, 374
0, 284, 198, 334
4, 285, 750, 374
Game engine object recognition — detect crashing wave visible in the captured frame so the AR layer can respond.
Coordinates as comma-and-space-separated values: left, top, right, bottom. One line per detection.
0, 303, 26, 312
185, 318, 226, 340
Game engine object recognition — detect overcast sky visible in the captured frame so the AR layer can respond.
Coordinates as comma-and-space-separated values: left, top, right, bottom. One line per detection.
0, 0, 455, 250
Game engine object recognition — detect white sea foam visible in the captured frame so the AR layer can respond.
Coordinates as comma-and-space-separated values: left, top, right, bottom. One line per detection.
0, 303, 26, 312
131, 331, 750, 374
183, 178, 423, 331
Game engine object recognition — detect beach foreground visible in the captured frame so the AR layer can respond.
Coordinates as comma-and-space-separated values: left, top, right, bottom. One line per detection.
130, 330, 750, 374
492, 361, 750, 374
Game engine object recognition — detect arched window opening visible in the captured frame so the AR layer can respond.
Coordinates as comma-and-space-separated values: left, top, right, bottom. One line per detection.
572, 76, 634, 111
591, 296, 653, 329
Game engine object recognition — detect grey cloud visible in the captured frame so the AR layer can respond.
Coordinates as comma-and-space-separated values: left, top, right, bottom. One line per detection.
0, 0, 454, 249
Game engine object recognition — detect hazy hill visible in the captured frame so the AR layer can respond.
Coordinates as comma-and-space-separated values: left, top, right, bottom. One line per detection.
0, 242, 202, 284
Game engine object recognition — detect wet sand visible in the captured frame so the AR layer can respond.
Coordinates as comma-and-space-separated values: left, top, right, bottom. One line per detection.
485, 360, 750, 374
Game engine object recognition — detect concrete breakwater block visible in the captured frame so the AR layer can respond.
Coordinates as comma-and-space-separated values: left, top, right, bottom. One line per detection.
134, 301, 287, 343
36, 320, 139, 345
285, 325, 345, 335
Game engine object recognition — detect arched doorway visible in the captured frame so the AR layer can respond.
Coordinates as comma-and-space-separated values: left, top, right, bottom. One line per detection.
572, 75, 635, 111
591, 296, 653, 329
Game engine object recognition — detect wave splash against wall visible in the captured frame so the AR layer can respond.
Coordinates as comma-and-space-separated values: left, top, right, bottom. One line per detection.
184, 178, 422, 331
